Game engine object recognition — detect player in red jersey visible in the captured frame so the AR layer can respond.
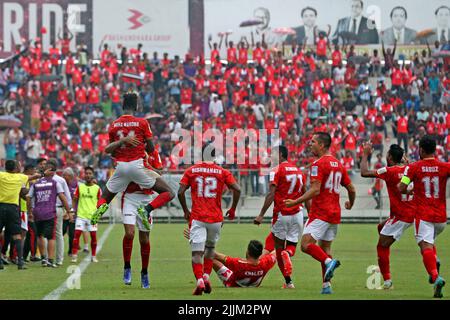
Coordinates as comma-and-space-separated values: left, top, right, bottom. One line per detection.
121, 148, 165, 289
213, 240, 276, 288
178, 146, 241, 295
182, 229, 276, 288
399, 135, 450, 298
285, 132, 356, 294
91, 91, 174, 225
361, 142, 415, 290
254, 146, 308, 288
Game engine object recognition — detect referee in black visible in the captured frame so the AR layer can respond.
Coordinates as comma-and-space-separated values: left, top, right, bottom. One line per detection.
0, 160, 36, 270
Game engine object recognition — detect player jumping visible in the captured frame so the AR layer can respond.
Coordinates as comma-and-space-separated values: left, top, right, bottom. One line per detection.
254, 145, 308, 289
361, 142, 415, 290
178, 146, 241, 295
90, 91, 173, 225
398, 135, 450, 298
285, 132, 356, 294
120, 149, 164, 289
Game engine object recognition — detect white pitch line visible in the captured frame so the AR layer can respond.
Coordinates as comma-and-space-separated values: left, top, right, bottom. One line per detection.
42, 223, 115, 300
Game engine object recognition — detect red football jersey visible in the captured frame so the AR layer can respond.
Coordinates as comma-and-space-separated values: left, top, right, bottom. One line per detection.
402, 159, 450, 223
309, 155, 352, 224
224, 254, 276, 287
375, 165, 415, 223
270, 161, 305, 215
108, 115, 153, 162
179, 162, 236, 223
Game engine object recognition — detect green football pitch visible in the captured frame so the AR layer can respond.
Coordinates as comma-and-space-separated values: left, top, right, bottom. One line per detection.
0, 223, 449, 300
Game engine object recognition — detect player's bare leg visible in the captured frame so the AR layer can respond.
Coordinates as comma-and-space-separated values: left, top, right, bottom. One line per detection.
139, 230, 150, 289
192, 251, 205, 295
123, 224, 135, 285
274, 235, 294, 288
376, 235, 396, 290
137, 178, 175, 226
419, 240, 445, 298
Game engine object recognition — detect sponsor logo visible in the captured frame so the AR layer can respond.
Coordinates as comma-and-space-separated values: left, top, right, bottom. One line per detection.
128, 9, 150, 30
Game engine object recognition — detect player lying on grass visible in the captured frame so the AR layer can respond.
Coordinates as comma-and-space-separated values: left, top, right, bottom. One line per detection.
360, 142, 416, 290
183, 229, 276, 288
178, 146, 241, 295
398, 135, 449, 298
90, 91, 173, 225
254, 145, 309, 289
285, 132, 356, 294
121, 149, 164, 289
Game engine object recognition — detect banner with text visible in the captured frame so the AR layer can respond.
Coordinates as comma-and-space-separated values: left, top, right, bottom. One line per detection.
204, 0, 449, 57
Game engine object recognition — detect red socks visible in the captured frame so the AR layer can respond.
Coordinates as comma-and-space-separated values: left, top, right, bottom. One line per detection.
304, 243, 329, 263
141, 242, 150, 270
422, 248, 438, 283
90, 231, 97, 256
192, 263, 203, 280
264, 233, 275, 252
72, 230, 83, 255
203, 258, 213, 276
97, 198, 107, 208
377, 245, 391, 281
123, 235, 133, 265
275, 248, 286, 276
285, 244, 296, 257
149, 192, 172, 210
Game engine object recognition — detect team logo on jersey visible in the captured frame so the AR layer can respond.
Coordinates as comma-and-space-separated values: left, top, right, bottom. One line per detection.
128, 9, 151, 30
311, 166, 318, 177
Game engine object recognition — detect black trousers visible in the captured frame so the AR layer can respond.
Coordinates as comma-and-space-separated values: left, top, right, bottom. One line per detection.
23, 221, 37, 259
63, 220, 75, 255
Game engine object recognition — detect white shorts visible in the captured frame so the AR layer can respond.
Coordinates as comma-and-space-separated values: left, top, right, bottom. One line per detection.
303, 218, 338, 242
271, 210, 304, 243
189, 219, 222, 252
415, 220, 446, 245
106, 159, 159, 194
380, 218, 412, 241
20, 211, 28, 231
122, 192, 154, 232
75, 217, 98, 232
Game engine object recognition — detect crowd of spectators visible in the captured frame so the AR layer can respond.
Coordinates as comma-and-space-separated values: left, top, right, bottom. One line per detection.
0, 33, 449, 196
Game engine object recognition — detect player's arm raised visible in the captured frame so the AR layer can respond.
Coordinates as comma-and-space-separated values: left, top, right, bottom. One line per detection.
226, 182, 241, 221
397, 165, 412, 194
284, 180, 321, 207
254, 184, 275, 225
360, 141, 377, 178
177, 183, 191, 222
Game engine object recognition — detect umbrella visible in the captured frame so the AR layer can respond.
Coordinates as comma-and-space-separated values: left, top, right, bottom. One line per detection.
272, 27, 296, 35
121, 72, 144, 81
218, 30, 233, 37
239, 19, 263, 27
145, 113, 163, 120
348, 55, 371, 64
0, 115, 22, 128
431, 51, 450, 58
36, 74, 63, 82
415, 29, 436, 40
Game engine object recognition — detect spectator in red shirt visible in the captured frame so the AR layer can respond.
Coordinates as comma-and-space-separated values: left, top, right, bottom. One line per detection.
396, 110, 409, 153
